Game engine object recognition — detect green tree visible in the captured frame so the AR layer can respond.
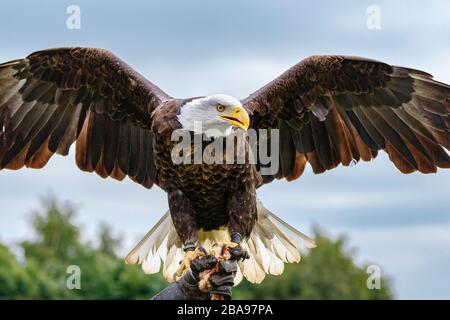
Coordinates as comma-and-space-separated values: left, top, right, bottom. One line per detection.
0, 244, 35, 299
0, 198, 393, 299
1, 196, 166, 299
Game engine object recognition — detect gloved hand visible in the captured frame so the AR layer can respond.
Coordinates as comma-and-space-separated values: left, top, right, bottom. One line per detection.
190, 253, 218, 280
151, 252, 238, 300
190, 253, 238, 300
207, 260, 238, 299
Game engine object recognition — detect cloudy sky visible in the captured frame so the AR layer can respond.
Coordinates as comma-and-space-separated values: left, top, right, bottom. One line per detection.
1, 0, 449, 299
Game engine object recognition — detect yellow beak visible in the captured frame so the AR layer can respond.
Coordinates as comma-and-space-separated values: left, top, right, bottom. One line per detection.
220, 106, 250, 131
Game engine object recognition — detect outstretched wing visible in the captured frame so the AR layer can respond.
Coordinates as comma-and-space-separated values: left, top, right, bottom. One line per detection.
0, 47, 170, 188
242, 55, 450, 183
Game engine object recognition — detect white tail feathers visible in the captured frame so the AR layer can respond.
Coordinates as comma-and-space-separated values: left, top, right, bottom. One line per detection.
125, 211, 183, 280
125, 201, 315, 284
238, 202, 316, 283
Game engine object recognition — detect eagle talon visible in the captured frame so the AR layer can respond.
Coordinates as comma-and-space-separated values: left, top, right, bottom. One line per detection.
212, 240, 249, 262
175, 247, 206, 280
228, 233, 249, 261
229, 242, 249, 261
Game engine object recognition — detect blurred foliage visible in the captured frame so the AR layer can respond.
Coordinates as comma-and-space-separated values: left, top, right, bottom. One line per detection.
0, 197, 392, 299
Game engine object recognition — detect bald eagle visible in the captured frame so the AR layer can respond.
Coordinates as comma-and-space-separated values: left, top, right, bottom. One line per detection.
1, 48, 449, 284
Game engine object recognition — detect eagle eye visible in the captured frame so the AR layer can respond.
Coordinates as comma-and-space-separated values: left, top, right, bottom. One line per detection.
216, 104, 225, 112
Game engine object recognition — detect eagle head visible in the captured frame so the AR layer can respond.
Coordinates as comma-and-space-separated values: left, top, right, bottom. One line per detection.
177, 94, 250, 138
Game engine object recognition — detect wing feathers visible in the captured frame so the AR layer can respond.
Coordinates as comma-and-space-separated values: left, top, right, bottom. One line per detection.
243, 55, 450, 183
0, 47, 166, 188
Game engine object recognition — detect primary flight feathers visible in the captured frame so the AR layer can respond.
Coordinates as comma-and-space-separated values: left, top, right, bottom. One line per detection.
0, 48, 168, 188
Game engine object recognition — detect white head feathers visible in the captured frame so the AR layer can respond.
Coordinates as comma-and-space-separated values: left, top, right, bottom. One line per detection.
177, 94, 246, 138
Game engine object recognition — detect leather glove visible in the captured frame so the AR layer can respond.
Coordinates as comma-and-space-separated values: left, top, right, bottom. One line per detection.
208, 260, 238, 300
190, 254, 218, 281
152, 253, 238, 300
